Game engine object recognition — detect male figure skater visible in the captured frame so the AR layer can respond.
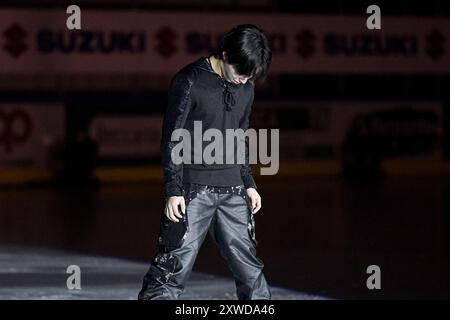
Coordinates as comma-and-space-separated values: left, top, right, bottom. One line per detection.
138, 24, 272, 300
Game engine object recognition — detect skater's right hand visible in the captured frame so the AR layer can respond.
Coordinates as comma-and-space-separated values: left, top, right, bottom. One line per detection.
165, 196, 185, 223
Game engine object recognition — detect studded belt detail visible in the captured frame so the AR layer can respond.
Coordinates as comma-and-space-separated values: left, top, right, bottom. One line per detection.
183, 183, 248, 204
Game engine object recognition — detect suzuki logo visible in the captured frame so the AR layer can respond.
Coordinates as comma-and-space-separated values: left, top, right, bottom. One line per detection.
425, 29, 445, 61
3, 23, 28, 58
0, 109, 33, 154
154, 26, 177, 59
296, 28, 316, 60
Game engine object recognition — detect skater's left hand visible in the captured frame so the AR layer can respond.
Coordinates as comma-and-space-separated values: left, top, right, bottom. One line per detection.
246, 188, 261, 214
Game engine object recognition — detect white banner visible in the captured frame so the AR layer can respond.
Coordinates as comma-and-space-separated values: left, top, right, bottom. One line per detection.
253, 100, 443, 161
0, 9, 449, 74
89, 115, 163, 158
0, 103, 65, 167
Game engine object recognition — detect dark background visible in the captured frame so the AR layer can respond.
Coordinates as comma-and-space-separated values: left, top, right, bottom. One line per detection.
0, 0, 449, 299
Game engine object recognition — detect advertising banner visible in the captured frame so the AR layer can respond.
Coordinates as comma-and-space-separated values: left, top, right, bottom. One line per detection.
0, 9, 449, 74
252, 100, 443, 161
0, 103, 65, 167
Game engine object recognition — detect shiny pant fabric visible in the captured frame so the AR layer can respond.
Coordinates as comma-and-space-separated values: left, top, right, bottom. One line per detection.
137, 183, 271, 300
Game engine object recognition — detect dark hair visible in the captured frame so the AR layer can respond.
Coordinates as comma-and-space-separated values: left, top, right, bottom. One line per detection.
213, 24, 272, 82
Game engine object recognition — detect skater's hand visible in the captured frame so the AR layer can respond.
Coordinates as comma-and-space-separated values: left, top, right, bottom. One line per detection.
165, 196, 185, 222
246, 188, 261, 214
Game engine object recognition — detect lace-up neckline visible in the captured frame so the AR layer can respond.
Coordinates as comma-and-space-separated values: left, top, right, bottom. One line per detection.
205, 56, 236, 112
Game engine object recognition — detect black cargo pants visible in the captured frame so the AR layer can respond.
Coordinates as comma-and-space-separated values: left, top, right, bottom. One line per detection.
137, 183, 271, 300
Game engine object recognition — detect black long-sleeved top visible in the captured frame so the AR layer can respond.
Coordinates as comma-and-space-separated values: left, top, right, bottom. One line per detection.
161, 56, 257, 197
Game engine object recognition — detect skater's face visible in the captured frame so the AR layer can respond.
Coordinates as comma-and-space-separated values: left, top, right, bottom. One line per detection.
221, 52, 254, 85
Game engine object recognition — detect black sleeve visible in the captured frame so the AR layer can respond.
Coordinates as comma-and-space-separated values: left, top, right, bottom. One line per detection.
160, 71, 194, 197
239, 83, 257, 190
